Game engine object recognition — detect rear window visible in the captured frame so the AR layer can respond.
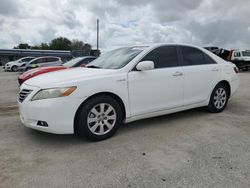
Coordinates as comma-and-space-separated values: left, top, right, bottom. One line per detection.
180, 46, 216, 66
46, 57, 58, 62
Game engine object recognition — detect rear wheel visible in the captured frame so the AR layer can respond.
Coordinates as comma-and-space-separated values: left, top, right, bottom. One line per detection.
75, 95, 123, 141
207, 83, 229, 113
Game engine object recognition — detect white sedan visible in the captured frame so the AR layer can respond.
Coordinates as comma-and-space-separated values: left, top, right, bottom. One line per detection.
18, 44, 239, 141
3, 57, 35, 72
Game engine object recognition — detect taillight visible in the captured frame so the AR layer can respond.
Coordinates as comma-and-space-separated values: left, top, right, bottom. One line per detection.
234, 67, 239, 74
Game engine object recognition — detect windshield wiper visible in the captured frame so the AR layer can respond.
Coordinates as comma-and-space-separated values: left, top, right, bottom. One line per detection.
86, 65, 102, 69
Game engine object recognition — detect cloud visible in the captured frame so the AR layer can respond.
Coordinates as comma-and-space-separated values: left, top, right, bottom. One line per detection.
0, 0, 21, 16
0, 0, 249, 50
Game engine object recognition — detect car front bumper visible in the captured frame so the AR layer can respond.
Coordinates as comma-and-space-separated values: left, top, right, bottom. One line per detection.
18, 84, 86, 134
3, 66, 11, 71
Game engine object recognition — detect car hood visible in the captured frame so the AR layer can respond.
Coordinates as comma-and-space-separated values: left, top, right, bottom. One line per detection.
25, 68, 116, 88
20, 66, 65, 78
6, 61, 16, 66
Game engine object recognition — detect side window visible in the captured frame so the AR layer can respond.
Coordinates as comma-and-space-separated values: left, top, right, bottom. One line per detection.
234, 52, 241, 57
46, 58, 53, 62
43, 58, 56, 62
203, 53, 217, 64
38, 58, 45, 63
52, 58, 59, 62
24, 58, 30, 62
181, 46, 210, 66
21, 58, 29, 62
31, 59, 42, 64
141, 46, 179, 68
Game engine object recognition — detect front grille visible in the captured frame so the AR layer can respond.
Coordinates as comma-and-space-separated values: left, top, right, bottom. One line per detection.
19, 89, 33, 102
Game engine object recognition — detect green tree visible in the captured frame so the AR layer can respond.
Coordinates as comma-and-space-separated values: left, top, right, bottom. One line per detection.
49, 37, 72, 50
83, 43, 92, 52
31, 45, 40, 49
13, 37, 94, 52
14, 43, 31, 49
40, 43, 50, 50
71, 39, 85, 50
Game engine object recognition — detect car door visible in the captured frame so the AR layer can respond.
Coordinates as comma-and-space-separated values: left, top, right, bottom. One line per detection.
49, 58, 61, 66
128, 46, 184, 116
51, 57, 63, 66
178, 46, 221, 106
40, 57, 55, 67
35, 58, 46, 67
30, 58, 42, 68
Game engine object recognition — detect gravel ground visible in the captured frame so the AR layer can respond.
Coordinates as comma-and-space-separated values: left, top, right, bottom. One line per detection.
0, 68, 249, 188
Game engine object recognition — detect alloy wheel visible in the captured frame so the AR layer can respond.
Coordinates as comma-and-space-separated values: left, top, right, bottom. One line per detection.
213, 88, 227, 109
12, 66, 18, 72
87, 103, 117, 135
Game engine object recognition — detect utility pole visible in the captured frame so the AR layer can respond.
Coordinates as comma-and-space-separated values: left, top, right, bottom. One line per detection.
97, 19, 99, 50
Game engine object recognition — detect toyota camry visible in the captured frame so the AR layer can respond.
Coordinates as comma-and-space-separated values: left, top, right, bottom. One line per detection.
18, 44, 239, 141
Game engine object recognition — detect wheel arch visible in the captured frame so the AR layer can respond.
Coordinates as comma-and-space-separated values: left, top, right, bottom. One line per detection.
74, 92, 127, 133
217, 80, 231, 98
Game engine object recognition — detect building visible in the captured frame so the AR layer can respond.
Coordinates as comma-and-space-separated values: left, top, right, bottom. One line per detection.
0, 49, 72, 65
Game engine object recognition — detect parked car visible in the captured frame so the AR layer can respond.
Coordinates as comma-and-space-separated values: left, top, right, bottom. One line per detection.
229, 50, 250, 71
205, 47, 250, 71
18, 44, 239, 141
18, 56, 96, 85
18, 56, 63, 72
3, 57, 35, 72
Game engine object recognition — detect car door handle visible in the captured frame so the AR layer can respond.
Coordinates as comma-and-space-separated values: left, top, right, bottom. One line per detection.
173, 71, 183, 76
212, 67, 219, 72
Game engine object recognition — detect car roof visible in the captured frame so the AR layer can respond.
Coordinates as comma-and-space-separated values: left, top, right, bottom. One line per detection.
28, 56, 60, 63
128, 43, 205, 50
35, 56, 60, 59
19, 56, 35, 60
74, 56, 96, 59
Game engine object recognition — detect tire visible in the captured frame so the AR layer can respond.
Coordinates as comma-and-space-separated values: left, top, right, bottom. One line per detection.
11, 66, 18, 72
207, 83, 229, 113
25, 67, 31, 72
75, 95, 123, 141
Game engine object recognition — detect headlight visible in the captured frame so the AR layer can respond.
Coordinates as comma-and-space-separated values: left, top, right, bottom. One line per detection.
32, 86, 77, 101
31, 64, 39, 68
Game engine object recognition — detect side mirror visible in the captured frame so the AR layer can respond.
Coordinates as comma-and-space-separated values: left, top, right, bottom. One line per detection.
136, 61, 154, 71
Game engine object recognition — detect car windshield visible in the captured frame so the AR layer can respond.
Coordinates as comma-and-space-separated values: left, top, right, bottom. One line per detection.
19, 57, 33, 63
29, 59, 38, 64
242, 51, 250, 57
63, 57, 83, 67
86, 47, 146, 69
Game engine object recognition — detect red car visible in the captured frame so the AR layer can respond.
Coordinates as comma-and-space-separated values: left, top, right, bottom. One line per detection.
18, 56, 96, 85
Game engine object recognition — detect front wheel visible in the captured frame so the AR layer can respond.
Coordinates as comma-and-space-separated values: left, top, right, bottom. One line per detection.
207, 83, 229, 113
11, 66, 18, 72
75, 95, 123, 141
